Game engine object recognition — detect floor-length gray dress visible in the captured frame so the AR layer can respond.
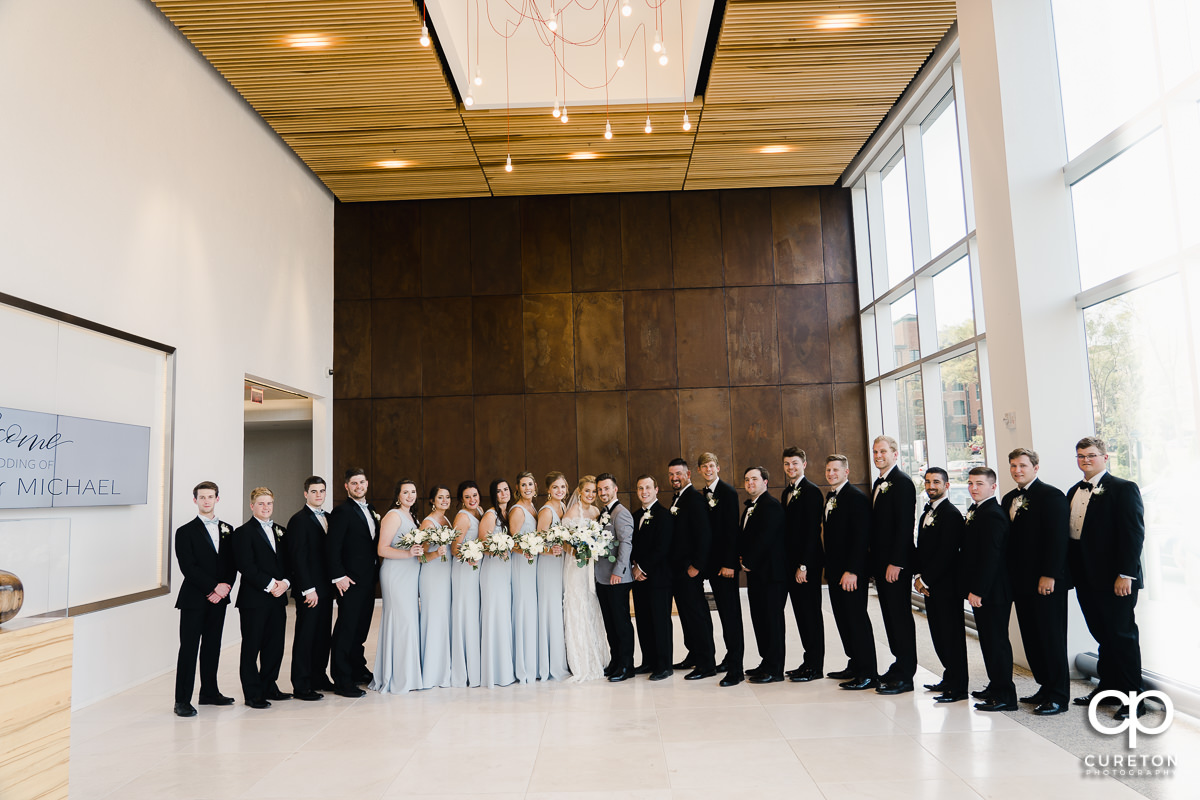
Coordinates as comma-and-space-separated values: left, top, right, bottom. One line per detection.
479, 509, 516, 688
511, 503, 539, 684
536, 503, 570, 680
418, 515, 452, 689
370, 509, 423, 693
450, 510, 482, 688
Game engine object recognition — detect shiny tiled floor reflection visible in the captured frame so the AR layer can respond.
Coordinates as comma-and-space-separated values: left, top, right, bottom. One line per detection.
70, 595, 1195, 799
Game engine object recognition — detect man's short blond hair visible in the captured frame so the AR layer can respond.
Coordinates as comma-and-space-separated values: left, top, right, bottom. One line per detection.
697, 451, 720, 467
825, 454, 849, 468
250, 486, 274, 503
872, 435, 898, 453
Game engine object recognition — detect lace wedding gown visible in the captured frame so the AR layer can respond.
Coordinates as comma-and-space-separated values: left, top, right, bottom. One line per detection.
561, 510, 609, 682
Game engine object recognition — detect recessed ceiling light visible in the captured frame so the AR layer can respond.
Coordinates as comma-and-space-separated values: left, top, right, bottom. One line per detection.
283, 32, 333, 49
759, 145, 792, 154
568, 152, 600, 160
814, 13, 864, 30
375, 159, 411, 168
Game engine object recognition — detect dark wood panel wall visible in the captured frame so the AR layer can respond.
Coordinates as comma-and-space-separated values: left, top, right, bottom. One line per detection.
333, 187, 869, 507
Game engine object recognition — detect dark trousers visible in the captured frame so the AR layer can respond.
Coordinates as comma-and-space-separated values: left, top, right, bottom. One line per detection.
924, 589, 968, 693
672, 569, 715, 670
1013, 589, 1070, 704
331, 581, 374, 686
175, 603, 228, 703
291, 591, 334, 692
974, 593, 1016, 703
238, 604, 286, 702
787, 576, 824, 672
632, 578, 674, 673
709, 571, 744, 674
875, 570, 917, 681
828, 580, 877, 679
747, 575, 787, 677
1075, 582, 1142, 694
596, 581, 635, 670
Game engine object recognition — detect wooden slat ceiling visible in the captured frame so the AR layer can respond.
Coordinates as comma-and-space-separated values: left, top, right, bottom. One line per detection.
153, 0, 955, 201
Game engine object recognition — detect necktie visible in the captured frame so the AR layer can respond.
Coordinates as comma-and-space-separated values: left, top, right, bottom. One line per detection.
1077, 481, 1093, 492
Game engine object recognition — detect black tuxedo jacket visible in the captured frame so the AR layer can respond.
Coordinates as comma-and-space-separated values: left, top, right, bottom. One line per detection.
174, 517, 237, 610
326, 498, 380, 586
822, 484, 870, 581
781, 477, 824, 573
703, 479, 741, 574
286, 505, 331, 600
1066, 473, 1145, 587
869, 468, 917, 573
961, 498, 1009, 601
668, 484, 711, 573
233, 517, 289, 609
914, 499, 965, 597
1002, 478, 1069, 593
632, 502, 673, 586
740, 493, 787, 581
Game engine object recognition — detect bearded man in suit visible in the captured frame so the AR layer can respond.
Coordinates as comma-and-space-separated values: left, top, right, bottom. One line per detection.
327, 467, 380, 697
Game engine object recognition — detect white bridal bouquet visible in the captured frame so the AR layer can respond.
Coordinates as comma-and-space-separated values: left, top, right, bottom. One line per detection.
482, 529, 515, 561
396, 528, 430, 563
426, 525, 458, 561
543, 522, 572, 555
568, 519, 616, 568
514, 530, 547, 564
456, 538, 485, 569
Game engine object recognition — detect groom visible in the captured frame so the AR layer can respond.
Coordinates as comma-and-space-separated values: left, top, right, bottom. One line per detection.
595, 473, 635, 682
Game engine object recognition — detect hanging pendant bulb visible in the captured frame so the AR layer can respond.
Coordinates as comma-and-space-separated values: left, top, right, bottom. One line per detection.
548, 17, 557, 31
419, 25, 430, 47
552, 99, 561, 118
465, 88, 474, 107
653, 31, 662, 53
561, 109, 569, 123
604, 120, 613, 140
505, 154, 513, 172
474, 67, 483, 86
621, 0, 631, 16
616, 56, 625, 68
644, 116, 652, 134
659, 48, 669, 66
682, 111, 691, 131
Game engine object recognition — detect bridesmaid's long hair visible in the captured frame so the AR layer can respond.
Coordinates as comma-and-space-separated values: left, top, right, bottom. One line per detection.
544, 471, 567, 491
427, 484, 451, 519
515, 471, 537, 505
456, 480, 481, 518
392, 479, 419, 520
487, 479, 511, 528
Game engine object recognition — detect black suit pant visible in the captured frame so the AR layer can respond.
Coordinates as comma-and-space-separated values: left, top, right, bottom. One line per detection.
175, 603, 228, 703
924, 590, 967, 693
331, 581, 375, 685
672, 569, 715, 670
238, 603, 286, 701
709, 571, 744, 673
828, 579, 877, 679
596, 581, 635, 670
291, 590, 334, 692
747, 575, 787, 677
1076, 582, 1142, 694
787, 576, 824, 672
632, 578, 674, 673
1013, 589, 1069, 704
874, 570, 917, 681
974, 594, 1016, 703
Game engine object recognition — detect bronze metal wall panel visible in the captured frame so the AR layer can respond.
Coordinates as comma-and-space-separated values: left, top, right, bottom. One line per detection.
523, 294, 575, 393
826, 283, 864, 383
782, 385, 836, 478
372, 398, 422, 504
521, 195, 572, 294
777, 285, 832, 385
334, 299, 372, 399
576, 392, 629, 490
474, 395, 526, 490
730, 386, 784, 478
334, 202, 371, 300
371, 201, 421, 299
422, 396, 475, 490
820, 186, 856, 284
570, 194, 621, 293
421, 199, 471, 297
621, 192, 673, 290
371, 298, 422, 398
678, 388, 732, 471
573, 292, 626, 391
627, 389, 681, 487
726, 286, 779, 386
720, 189, 773, 286
472, 295, 524, 395
675, 288, 730, 388
525, 393, 578, 487
771, 187, 824, 285
333, 398, 372, 503
833, 382, 869, 468
624, 290, 678, 390
670, 190, 724, 288
420, 298, 472, 396
471, 197, 522, 295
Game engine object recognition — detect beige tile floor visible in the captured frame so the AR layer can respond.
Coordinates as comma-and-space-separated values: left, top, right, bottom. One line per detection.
69, 593, 1197, 799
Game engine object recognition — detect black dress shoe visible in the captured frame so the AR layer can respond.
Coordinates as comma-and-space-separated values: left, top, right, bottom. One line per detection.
924, 682, 946, 692
970, 689, 993, 700
198, 693, 234, 706
720, 674, 744, 687
603, 664, 615, 677
876, 680, 914, 695
1019, 693, 1046, 705
334, 685, 366, 698
672, 659, 695, 670
974, 699, 1018, 712
1073, 688, 1097, 706
354, 673, 374, 685
294, 690, 324, 701
649, 670, 672, 681
934, 692, 968, 703
265, 690, 292, 701
173, 702, 197, 717
748, 673, 784, 684
789, 669, 820, 683
839, 676, 878, 691
634, 664, 652, 675
608, 668, 633, 682
1113, 701, 1147, 721
714, 662, 728, 674
785, 667, 802, 678
245, 698, 271, 709
827, 667, 855, 680
684, 668, 716, 681
1033, 701, 1067, 716
315, 677, 337, 692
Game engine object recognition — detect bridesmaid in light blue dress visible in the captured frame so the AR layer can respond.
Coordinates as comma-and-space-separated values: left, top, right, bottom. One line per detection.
479, 479, 516, 688
370, 479, 425, 694
450, 481, 483, 688
508, 472, 540, 684
418, 485, 453, 689
536, 472, 570, 681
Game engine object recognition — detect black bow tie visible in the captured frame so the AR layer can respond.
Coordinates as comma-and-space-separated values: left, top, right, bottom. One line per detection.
703, 487, 712, 496
1077, 481, 1093, 492
873, 477, 885, 488
968, 503, 978, 512
744, 499, 755, 508
1017, 487, 1027, 495
826, 490, 836, 500
923, 503, 933, 514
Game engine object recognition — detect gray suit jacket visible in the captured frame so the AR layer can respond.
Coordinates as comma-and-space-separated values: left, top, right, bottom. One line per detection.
594, 500, 634, 585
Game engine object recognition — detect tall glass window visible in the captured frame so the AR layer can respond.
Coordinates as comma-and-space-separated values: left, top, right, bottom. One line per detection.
922, 96, 968, 256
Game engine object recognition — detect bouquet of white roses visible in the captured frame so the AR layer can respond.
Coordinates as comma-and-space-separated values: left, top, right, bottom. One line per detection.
543, 522, 572, 555
514, 530, 547, 565
426, 525, 458, 562
456, 538, 485, 569
396, 527, 431, 563
568, 519, 616, 568
482, 529, 515, 561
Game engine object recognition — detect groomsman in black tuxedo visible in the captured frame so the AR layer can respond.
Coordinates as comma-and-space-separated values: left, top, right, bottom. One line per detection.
173, 481, 236, 717
697, 452, 744, 686
913, 468, 968, 703
285, 476, 334, 701
1067, 437, 1146, 721
233, 487, 292, 708
1002, 448, 1070, 716
963, 467, 1017, 711
632, 475, 674, 681
666, 458, 716, 680
869, 435, 918, 695
822, 455, 878, 689
740, 467, 788, 684
595, 473, 636, 681
780, 447, 825, 683
326, 467, 380, 697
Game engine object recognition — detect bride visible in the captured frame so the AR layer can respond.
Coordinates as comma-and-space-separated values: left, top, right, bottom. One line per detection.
561, 475, 609, 682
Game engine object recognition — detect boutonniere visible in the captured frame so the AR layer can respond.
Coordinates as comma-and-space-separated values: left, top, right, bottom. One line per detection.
1012, 495, 1029, 516
790, 485, 802, 501
921, 512, 936, 528
219, 522, 232, 536
371, 510, 381, 521
965, 510, 975, 524
1093, 484, 1106, 496
744, 504, 756, 520
670, 505, 679, 515
643, 511, 652, 523
825, 497, 837, 514
273, 524, 285, 537
600, 512, 611, 526
878, 481, 891, 494
708, 496, 718, 508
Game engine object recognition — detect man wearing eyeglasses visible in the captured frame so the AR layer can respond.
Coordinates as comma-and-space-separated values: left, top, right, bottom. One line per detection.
1066, 437, 1146, 721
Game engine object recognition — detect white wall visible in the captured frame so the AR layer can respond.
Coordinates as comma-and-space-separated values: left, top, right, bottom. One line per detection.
0, 0, 335, 707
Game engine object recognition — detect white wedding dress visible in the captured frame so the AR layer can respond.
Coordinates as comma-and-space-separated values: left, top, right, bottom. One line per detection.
561, 508, 609, 682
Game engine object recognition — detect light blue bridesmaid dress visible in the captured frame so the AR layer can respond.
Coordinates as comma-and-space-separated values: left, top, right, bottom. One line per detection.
479, 509, 516, 688
370, 510, 424, 693
510, 503, 539, 684
450, 509, 482, 688
418, 515, 453, 689
536, 503, 569, 680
